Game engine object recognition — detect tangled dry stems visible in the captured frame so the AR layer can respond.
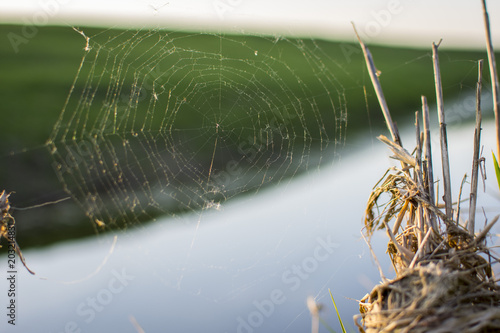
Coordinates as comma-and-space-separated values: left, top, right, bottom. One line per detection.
355, 137, 500, 332
358, 262, 500, 333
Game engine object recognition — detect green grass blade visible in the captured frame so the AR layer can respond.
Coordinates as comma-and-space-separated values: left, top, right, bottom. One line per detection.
329, 289, 346, 333
493, 152, 500, 191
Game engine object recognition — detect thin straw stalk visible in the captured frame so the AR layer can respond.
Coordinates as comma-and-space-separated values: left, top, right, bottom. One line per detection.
432, 42, 453, 218
481, 0, 500, 158
421, 96, 435, 205
414, 111, 425, 191
352, 23, 401, 146
468, 60, 483, 235
421, 96, 437, 230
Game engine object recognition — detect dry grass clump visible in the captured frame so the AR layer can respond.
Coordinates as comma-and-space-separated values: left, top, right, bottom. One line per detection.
358, 144, 500, 332
352, 1, 500, 331
359, 261, 500, 333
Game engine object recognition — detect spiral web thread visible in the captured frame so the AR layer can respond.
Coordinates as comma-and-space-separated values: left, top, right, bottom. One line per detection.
46, 29, 348, 230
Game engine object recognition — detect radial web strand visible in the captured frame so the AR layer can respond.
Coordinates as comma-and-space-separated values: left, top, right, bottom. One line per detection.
47, 29, 348, 230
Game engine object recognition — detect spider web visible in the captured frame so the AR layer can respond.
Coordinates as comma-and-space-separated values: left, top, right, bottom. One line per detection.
46, 28, 348, 230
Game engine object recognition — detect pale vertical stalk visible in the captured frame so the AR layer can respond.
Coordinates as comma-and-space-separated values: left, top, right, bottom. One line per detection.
421, 96, 437, 230
469, 60, 483, 235
432, 42, 453, 218
307, 297, 320, 333
414, 111, 424, 188
311, 313, 319, 333
421, 96, 435, 205
482, 0, 500, 158
416, 205, 424, 249
353, 23, 401, 146
415, 111, 427, 234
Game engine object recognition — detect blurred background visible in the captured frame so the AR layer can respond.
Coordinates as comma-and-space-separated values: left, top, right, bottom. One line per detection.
0, 1, 499, 332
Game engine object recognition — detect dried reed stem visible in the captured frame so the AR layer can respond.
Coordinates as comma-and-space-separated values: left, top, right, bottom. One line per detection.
409, 227, 432, 269
377, 135, 416, 166
383, 220, 413, 262
307, 297, 320, 333
392, 200, 409, 235
352, 23, 401, 146
415, 204, 424, 252
481, 0, 500, 158
414, 111, 425, 191
421, 96, 434, 203
421, 96, 437, 230
469, 60, 484, 235
432, 42, 453, 218
469, 214, 499, 247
